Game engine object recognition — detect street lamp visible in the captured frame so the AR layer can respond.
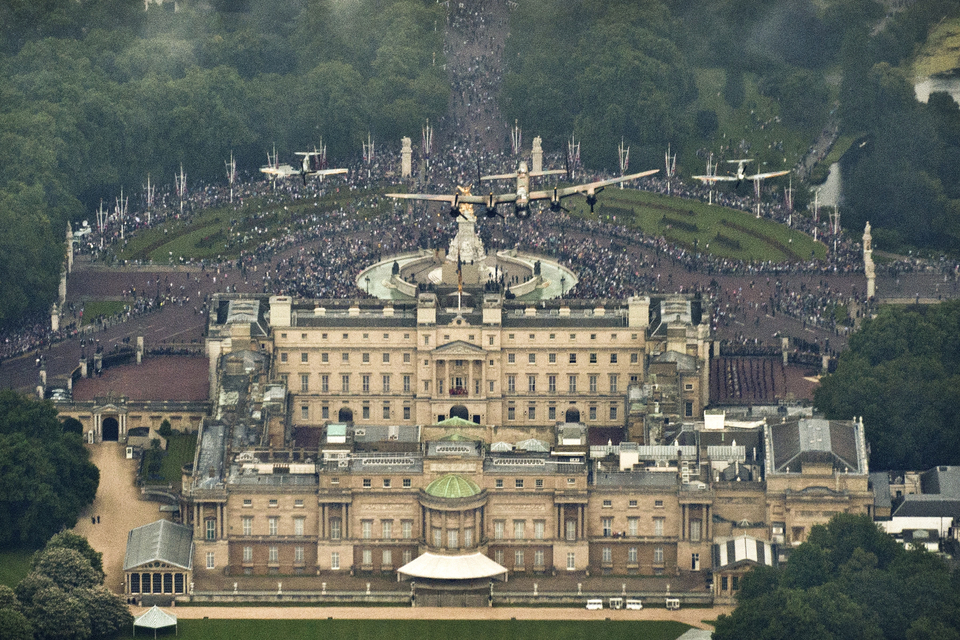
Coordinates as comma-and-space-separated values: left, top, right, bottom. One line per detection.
365, 276, 371, 294
560, 275, 566, 296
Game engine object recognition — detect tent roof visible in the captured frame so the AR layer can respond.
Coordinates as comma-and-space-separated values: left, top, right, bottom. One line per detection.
134, 606, 177, 629
397, 552, 508, 581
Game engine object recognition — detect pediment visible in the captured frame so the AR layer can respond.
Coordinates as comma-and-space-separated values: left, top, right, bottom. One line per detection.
434, 340, 484, 357
94, 403, 127, 413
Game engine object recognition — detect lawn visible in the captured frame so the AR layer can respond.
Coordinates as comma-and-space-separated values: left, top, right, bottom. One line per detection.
114, 618, 694, 640
81, 300, 129, 326
566, 188, 825, 263
116, 188, 394, 264
688, 68, 814, 178
912, 17, 960, 78
0, 548, 34, 588
142, 433, 197, 486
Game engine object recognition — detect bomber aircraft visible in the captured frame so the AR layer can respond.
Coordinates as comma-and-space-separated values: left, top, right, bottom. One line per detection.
388, 163, 658, 220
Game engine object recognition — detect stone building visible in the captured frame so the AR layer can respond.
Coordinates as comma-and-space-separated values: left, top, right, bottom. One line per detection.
178, 291, 871, 593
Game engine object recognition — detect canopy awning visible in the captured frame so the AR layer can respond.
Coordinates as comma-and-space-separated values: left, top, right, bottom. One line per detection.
133, 606, 177, 637
397, 552, 508, 582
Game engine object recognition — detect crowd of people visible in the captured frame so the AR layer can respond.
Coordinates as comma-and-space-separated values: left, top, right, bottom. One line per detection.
4, 0, 960, 368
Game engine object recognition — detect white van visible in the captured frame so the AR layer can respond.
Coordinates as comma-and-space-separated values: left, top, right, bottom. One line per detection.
665, 598, 681, 610
586, 599, 603, 610
626, 599, 643, 610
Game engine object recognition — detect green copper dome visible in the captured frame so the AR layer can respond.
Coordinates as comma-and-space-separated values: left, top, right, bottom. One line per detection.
424, 474, 482, 499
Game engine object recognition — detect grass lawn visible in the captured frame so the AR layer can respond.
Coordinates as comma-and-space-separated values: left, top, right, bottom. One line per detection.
566, 188, 825, 263
117, 188, 394, 264
114, 618, 694, 640
688, 68, 814, 178
81, 300, 129, 326
912, 17, 960, 78
143, 433, 197, 486
0, 548, 34, 588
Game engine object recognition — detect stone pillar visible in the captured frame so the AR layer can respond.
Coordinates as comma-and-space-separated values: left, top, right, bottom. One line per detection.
137, 336, 144, 364
80, 358, 88, 378
401, 137, 412, 179
59, 269, 67, 305
51, 304, 60, 332
863, 221, 875, 299
66, 222, 74, 274
532, 136, 543, 174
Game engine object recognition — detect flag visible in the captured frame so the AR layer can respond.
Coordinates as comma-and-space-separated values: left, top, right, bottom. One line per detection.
457, 252, 463, 294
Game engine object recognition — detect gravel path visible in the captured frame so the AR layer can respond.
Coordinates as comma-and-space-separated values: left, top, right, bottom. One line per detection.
72, 443, 171, 594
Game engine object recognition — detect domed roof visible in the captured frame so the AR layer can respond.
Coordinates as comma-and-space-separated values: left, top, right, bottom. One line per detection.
424, 474, 481, 499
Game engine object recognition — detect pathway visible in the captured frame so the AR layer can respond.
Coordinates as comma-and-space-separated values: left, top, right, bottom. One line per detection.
72, 443, 170, 594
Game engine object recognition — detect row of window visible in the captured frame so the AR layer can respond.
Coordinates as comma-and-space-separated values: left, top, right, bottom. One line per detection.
600, 517, 666, 538
240, 545, 306, 564
279, 331, 639, 343
296, 374, 413, 393
505, 374, 620, 393
505, 352, 637, 365
599, 546, 667, 565
206, 547, 682, 573
240, 498, 304, 508
292, 373, 626, 395
505, 404, 618, 421
492, 520, 548, 540
279, 332, 411, 342
130, 572, 186, 593
301, 403, 410, 421
282, 351, 414, 365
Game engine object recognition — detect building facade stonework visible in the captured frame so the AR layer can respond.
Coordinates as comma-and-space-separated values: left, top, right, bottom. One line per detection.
182, 293, 871, 588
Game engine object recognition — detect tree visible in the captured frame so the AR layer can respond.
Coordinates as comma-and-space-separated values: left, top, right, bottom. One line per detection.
29, 548, 102, 592
0, 609, 33, 640
714, 513, 960, 640
73, 586, 132, 638
45, 531, 104, 579
815, 301, 960, 470
0, 391, 99, 548
21, 586, 90, 640
15, 536, 130, 640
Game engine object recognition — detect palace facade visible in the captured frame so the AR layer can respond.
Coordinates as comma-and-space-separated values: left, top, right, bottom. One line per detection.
178, 292, 872, 591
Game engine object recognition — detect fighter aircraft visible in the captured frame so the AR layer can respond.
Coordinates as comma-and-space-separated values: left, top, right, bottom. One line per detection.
692, 158, 789, 186
260, 149, 348, 185
387, 163, 658, 220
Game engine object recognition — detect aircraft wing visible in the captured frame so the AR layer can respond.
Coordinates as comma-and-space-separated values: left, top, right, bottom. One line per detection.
386, 193, 489, 205
310, 168, 348, 177
692, 174, 737, 183
260, 164, 296, 178
527, 169, 659, 200
746, 170, 790, 180
529, 169, 567, 178
481, 172, 519, 181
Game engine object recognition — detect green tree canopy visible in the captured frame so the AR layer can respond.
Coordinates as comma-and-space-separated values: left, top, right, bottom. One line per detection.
0, 391, 99, 548
15, 536, 131, 640
814, 301, 960, 470
714, 514, 960, 640
44, 532, 105, 580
